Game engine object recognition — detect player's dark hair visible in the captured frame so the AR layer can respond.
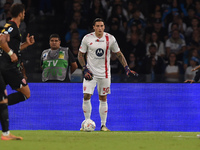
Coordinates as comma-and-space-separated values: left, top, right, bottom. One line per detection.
10, 3, 25, 18
49, 34, 61, 41
93, 18, 105, 26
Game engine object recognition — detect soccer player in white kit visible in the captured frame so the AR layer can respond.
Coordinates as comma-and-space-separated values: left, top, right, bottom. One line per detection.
78, 18, 138, 131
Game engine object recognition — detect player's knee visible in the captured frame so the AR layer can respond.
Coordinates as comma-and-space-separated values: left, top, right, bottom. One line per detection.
24, 92, 30, 99
99, 95, 107, 101
18, 85, 31, 99
84, 94, 91, 100
20, 89, 31, 99
20, 91, 30, 100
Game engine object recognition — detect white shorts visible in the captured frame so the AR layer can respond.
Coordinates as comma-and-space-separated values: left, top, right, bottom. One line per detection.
83, 77, 111, 95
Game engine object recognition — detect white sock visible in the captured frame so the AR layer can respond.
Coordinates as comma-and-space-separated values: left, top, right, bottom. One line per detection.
2, 131, 10, 136
82, 99, 92, 120
99, 100, 108, 126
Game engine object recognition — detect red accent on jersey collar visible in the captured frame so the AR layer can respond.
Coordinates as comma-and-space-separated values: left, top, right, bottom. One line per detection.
9, 20, 19, 28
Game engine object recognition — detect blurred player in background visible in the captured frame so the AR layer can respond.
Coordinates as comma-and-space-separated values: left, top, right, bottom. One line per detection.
0, 33, 22, 140
0, 3, 35, 140
78, 18, 138, 131
0, 3, 35, 106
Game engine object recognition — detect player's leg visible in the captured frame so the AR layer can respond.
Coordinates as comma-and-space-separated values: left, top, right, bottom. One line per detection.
0, 89, 7, 104
0, 102, 10, 140
0, 103, 23, 140
82, 78, 96, 120
0, 75, 9, 137
3, 68, 30, 106
8, 85, 30, 106
0, 103, 22, 140
80, 78, 97, 131
99, 95, 110, 131
97, 78, 111, 131
83, 93, 92, 120
0, 71, 8, 104
0, 75, 22, 140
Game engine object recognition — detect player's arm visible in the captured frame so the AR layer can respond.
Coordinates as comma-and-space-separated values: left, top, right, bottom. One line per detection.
115, 51, 138, 76
78, 51, 93, 80
20, 33, 35, 50
115, 51, 128, 67
78, 51, 86, 67
0, 34, 18, 62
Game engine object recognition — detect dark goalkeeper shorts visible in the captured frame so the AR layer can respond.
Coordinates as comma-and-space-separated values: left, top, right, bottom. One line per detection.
1, 66, 28, 90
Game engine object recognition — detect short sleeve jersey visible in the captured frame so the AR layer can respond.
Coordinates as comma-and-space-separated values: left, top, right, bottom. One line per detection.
79, 32, 120, 78
0, 20, 21, 65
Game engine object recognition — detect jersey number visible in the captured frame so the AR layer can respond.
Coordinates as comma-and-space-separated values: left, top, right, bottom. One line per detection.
103, 87, 109, 94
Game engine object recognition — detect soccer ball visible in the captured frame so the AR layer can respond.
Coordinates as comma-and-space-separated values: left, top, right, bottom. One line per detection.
81, 119, 96, 132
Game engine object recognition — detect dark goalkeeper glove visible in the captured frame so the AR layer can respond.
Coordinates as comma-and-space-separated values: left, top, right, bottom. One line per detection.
124, 66, 138, 77
83, 66, 93, 80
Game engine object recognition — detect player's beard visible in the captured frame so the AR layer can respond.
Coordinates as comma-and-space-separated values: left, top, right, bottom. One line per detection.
20, 15, 25, 22
20, 18, 24, 22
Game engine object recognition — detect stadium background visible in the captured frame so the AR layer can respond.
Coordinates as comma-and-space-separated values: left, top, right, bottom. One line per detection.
1, 0, 200, 133
1, 83, 199, 132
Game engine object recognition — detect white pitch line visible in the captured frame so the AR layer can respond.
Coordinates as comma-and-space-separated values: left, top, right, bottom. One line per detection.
173, 135, 197, 138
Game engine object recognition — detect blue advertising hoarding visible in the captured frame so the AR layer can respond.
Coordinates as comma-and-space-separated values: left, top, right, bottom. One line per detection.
2, 83, 200, 131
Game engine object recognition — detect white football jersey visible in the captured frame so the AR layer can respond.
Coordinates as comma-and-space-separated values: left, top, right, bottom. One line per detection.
79, 32, 120, 78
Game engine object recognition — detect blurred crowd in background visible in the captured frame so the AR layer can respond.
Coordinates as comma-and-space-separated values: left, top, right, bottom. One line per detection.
1, 0, 200, 83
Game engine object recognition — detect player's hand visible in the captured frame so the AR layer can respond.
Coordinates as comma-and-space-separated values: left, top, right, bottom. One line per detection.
10, 53, 18, 62
184, 80, 195, 83
26, 33, 35, 45
125, 66, 138, 76
83, 66, 93, 80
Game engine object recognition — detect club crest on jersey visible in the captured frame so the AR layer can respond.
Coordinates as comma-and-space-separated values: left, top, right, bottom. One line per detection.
7, 27, 13, 33
96, 48, 104, 57
58, 51, 65, 59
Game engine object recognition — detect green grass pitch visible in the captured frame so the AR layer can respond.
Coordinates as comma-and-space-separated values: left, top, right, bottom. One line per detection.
0, 131, 200, 150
